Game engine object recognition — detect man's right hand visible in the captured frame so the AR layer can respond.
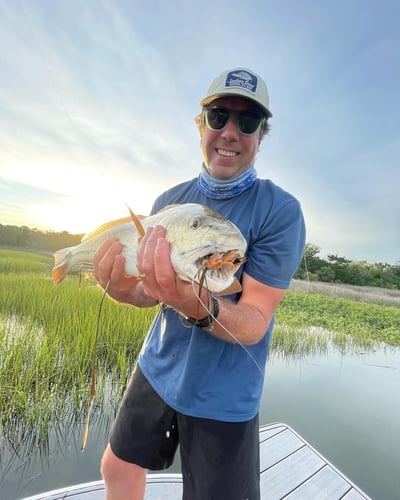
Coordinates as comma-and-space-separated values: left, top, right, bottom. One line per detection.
93, 237, 140, 304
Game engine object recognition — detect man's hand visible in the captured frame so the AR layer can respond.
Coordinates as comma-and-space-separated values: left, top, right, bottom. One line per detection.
93, 237, 141, 304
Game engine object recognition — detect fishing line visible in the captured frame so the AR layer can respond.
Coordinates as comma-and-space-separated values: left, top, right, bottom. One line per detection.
191, 281, 265, 377
81, 279, 110, 452
18, 0, 80, 137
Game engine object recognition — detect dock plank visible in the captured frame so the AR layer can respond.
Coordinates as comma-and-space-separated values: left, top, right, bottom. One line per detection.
342, 489, 372, 500
284, 465, 352, 499
260, 428, 305, 470
260, 446, 325, 497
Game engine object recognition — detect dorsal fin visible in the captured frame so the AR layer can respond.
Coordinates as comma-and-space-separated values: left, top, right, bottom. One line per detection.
127, 205, 145, 237
81, 216, 134, 242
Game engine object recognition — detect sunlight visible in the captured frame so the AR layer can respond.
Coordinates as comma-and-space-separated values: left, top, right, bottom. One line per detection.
3, 157, 171, 235
31, 184, 160, 235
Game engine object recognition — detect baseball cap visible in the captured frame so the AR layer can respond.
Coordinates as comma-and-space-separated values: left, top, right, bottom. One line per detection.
200, 68, 273, 118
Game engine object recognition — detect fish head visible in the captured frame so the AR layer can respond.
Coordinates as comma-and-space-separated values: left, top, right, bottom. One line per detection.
163, 204, 247, 294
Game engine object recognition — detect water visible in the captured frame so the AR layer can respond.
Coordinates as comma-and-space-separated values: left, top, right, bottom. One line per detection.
261, 349, 400, 500
1, 348, 399, 500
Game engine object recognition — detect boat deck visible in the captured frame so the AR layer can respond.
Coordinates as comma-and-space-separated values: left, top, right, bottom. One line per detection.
22, 422, 371, 499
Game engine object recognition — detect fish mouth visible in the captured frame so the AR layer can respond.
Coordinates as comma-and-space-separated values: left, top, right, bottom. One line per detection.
172, 245, 246, 293
198, 253, 246, 293
198, 250, 246, 277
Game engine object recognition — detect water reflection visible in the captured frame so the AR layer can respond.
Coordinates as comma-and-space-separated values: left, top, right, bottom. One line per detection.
262, 348, 400, 500
1, 348, 399, 500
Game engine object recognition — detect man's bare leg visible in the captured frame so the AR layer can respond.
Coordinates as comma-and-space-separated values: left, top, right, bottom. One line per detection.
101, 444, 147, 500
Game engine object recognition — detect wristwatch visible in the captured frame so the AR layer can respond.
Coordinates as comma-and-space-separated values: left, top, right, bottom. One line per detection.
181, 296, 219, 328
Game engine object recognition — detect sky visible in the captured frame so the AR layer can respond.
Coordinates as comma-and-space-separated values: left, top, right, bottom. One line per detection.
0, 0, 399, 265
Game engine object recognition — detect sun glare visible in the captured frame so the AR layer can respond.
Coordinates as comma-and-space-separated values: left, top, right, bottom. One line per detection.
32, 188, 158, 235
7, 160, 172, 235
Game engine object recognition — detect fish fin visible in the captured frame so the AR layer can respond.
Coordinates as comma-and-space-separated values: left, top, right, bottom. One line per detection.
81, 217, 133, 241
52, 247, 72, 284
52, 265, 68, 284
215, 277, 242, 296
126, 205, 145, 238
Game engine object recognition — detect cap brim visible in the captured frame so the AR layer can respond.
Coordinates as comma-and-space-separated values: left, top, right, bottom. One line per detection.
200, 92, 273, 118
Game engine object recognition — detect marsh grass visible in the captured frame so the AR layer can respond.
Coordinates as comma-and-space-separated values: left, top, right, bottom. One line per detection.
0, 250, 156, 450
1, 249, 399, 452
272, 287, 400, 358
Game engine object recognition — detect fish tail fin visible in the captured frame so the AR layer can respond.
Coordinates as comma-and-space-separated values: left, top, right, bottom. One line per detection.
52, 248, 72, 284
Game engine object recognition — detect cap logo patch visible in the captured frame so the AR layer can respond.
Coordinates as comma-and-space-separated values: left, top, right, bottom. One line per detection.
225, 70, 258, 94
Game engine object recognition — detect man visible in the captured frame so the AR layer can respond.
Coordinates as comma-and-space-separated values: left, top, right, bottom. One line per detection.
94, 67, 305, 500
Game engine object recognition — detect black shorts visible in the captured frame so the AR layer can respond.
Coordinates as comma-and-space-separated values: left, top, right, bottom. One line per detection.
109, 364, 260, 500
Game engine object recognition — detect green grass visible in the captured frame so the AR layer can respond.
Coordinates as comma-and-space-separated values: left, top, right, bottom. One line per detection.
0, 249, 156, 447
274, 291, 400, 351
1, 248, 399, 448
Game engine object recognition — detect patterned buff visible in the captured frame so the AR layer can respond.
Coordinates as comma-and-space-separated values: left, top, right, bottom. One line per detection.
197, 163, 257, 199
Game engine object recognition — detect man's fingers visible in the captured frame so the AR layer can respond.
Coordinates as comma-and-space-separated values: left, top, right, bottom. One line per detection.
153, 237, 172, 287
93, 237, 119, 267
137, 226, 166, 277
93, 238, 124, 286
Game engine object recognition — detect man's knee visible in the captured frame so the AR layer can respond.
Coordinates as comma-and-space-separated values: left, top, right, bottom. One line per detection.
101, 444, 146, 488
100, 444, 118, 481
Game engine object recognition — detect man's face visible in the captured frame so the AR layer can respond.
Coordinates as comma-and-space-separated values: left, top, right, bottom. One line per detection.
200, 97, 263, 180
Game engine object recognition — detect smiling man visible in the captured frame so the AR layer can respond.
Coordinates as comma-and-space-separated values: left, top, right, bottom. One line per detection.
200, 97, 266, 180
94, 68, 306, 500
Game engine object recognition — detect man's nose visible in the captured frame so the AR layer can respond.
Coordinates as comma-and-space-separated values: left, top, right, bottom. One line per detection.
220, 116, 239, 140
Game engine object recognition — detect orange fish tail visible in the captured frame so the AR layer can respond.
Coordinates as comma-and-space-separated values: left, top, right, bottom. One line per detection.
52, 264, 68, 284
52, 248, 71, 284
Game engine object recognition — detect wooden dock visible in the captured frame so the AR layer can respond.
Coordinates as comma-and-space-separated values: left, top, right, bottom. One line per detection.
22, 422, 371, 499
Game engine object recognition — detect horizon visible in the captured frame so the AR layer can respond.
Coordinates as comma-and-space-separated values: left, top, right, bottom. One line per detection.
1, 219, 398, 267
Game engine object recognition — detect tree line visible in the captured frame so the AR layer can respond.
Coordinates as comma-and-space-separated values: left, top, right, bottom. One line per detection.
294, 243, 400, 289
0, 224, 83, 253
1, 224, 399, 289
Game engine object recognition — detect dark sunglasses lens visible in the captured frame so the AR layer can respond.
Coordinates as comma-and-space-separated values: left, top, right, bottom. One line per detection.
237, 112, 263, 134
206, 108, 230, 130
205, 107, 264, 135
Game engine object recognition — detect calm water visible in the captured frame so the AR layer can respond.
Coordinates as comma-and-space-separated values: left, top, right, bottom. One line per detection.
1, 348, 399, 500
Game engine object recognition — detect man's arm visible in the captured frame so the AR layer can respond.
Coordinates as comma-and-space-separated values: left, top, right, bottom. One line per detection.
206, 272, 286, 345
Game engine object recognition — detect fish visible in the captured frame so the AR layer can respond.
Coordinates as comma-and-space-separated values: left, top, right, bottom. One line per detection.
52, 203, 247, 294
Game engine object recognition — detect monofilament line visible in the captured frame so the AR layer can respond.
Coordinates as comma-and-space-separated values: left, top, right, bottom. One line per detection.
81, 279, 111, 451
191, 281, 265, 377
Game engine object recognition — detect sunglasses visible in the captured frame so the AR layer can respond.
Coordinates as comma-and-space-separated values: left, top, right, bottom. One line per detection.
204, 106, 266, 136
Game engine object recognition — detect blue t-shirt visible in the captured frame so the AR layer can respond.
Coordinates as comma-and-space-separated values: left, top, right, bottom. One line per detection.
138, 176, 305, 422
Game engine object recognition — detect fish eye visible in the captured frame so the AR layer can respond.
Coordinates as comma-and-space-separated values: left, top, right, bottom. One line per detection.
190, 217, 202, 229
